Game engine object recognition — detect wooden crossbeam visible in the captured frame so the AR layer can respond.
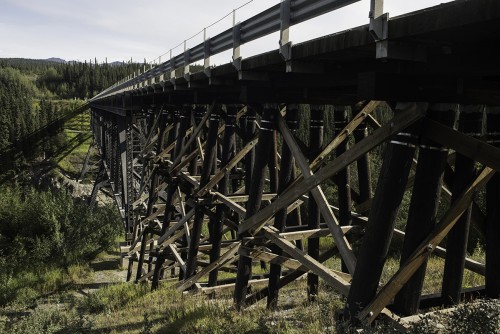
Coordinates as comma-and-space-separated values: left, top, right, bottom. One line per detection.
276, 112, 357, 274
392, 229, 485, 276
197, 134, 259, 196
359, 167, 494, 324
176, 242, 241, 291
262, 226, 350, 295
239, 103, 426, 236
310, 100, 381, 170
422, 117, 500, 172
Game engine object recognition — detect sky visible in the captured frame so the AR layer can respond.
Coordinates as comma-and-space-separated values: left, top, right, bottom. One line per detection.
0, 0, 452, 64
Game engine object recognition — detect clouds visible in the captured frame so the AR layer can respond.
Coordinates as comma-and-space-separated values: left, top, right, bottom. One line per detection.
0, 0, 452, 63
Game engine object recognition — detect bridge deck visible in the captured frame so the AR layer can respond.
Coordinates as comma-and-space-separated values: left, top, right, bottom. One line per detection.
92, 0, 500, 107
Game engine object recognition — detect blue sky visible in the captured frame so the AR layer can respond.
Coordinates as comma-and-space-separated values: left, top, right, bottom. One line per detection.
0, 0, 451, 64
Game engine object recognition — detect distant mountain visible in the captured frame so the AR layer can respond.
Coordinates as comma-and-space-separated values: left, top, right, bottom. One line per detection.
45, 57, 66, 63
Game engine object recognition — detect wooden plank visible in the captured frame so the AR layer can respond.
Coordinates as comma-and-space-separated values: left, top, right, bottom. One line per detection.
310, 100, 381, 171
197, 134, 259, 197
176, 242, 241, 291
262, 226, 350, 296
167, 101, 215, 168
168, 244, 186, 273
200, 278, 269, 295
277, 113, 357, 274
211, 193, 276, 204
422, 117, 500, 172
359, 167, 494, 324
212, 192, 247, 216
392, 229, 485, 275
239, 103, 426, 236
157, 209, 195, 245
239, 246, 302, 270
280, 225, 360, 241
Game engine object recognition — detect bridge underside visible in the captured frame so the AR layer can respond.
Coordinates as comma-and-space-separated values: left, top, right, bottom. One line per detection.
88, 0, 500, 327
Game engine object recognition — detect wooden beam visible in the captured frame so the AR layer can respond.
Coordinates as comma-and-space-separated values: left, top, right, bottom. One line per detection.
276, 112, 356, 274
176, 242, 240, 292
422, 117, 500, 172
359, 167, 494, 324
262, 226, 350, 296
239, 101, 426, 236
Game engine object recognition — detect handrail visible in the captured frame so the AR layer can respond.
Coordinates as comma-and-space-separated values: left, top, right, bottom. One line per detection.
91, 0, 381, 102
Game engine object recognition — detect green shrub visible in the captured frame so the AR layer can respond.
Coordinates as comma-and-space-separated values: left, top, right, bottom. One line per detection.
0, 185, 121, 269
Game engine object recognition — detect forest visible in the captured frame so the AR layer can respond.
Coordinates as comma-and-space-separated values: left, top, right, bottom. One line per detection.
0, 58, 130, 326
0, 58, 140, 153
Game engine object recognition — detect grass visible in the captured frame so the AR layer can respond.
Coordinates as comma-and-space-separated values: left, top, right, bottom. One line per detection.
0, 238, 497, 334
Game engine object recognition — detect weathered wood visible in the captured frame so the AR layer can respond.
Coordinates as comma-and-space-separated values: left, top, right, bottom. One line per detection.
234, 106, 277, 309
239, 101, 426, 236
268, 105, 298, 309
209, 105, 237, 286
185, 110, 220, 279
442, 105, 480, 306
262, 226, 350, 296
394, 104, 456, 315
485, 105, 500, 298
352, 101, 373, 215
307, 106, 323, 300
345, 102, 425, 320
177, 242, 240, 292
422, 116, 500, 173
392, 229, 485, 276
334, 106, 352, 273
276, 111, 357, 275
359, 167, 494, 324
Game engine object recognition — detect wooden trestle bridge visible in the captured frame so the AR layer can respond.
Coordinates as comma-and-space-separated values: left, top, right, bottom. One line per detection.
84, 0, 500, 327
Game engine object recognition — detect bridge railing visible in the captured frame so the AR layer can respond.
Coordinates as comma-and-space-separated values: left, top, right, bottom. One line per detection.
92, 0, 387, 102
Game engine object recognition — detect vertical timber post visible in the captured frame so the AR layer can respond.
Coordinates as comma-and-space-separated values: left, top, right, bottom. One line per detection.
185, 108, 220, 279
441, 105, 482, 305
393, 104, 456, 315
345, 102, 425, 320
234, 105, 276, 309
307, 105, 324, 301
485, 107, 500, 298
353, 102, 373, 214
267, 104, 298, 309
334, 106, 352, 273
208, 105, 237, 286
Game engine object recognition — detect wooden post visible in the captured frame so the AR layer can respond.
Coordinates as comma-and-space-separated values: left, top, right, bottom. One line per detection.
234, 105, 276, 309
440, 105, 482, 305
185, 109, 220, 279
308, 105, 324, 301
267, 104, 298, 309
352, 102, 373, 214
151, 109, 187, 289
334, 106, 352, 273
146, 110, 169, 275
344, 102, 425, 320
208, 105, 237, 286
485, 106, 500, 298
392, 104, 456, 315
244, 108, 257, 193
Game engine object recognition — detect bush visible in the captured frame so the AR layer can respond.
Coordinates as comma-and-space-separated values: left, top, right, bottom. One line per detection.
0, 185, 121, 269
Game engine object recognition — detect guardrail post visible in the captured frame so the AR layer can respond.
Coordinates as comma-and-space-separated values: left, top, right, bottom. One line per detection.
279, 0, 292, 62
159, 56, 164, 82
232, 9, 242, 71
183, 40, 190, 81
369, 0, 389, 59
170, 49, 176, 83
203, 28, 211, 77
